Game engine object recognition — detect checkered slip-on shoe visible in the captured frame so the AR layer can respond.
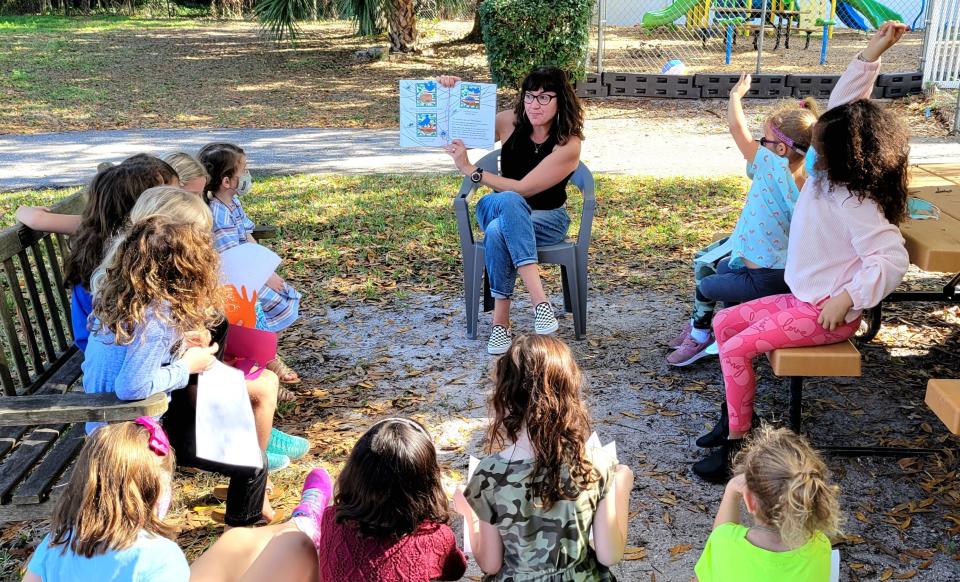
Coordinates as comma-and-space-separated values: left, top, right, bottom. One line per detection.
533, 302, 559, 335
487, 325, 512, 355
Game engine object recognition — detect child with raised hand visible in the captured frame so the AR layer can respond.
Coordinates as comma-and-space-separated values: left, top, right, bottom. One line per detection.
694, 427, 840, 581
456, 335, 634, 580
666, 77, 819, 367
198, 142, 303, 386
193, 418, 468, 582
693, 21, 912, 481
24, 419, 189, 582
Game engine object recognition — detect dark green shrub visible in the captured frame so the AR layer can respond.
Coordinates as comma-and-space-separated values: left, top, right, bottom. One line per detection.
478, 0, 594, 88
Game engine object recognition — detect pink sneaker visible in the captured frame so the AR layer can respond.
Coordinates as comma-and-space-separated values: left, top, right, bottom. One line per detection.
291, 468, 334, 549
666, 333, 715, 367
668, 321, 693, 349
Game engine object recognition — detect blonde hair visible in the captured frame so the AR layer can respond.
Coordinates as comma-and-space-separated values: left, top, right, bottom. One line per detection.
734, 426, 841, 549
48, 422, 176, 558
93, 187, 214, 296
766, 97, 821, 161
164, 152, 209, 185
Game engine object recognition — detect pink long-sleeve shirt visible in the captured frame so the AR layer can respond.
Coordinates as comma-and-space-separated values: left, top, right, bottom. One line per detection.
784, 56, 910, 322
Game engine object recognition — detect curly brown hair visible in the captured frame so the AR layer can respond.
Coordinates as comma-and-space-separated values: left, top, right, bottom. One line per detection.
512, 67, 585, 145
334, 418, 449, 538
487, 334, 598, 510
812, 99, 909, 225
91, 216, 224, 345
64, 156, 177, 289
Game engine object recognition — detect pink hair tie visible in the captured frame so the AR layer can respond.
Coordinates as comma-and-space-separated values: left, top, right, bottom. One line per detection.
798, 100, 807, 108
135, 416, 170, 457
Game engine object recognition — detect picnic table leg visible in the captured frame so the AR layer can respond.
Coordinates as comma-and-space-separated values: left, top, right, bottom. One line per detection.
857, 303, 883, 343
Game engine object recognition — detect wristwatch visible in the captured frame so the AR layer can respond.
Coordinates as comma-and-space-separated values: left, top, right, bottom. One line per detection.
470, 167, 484, 184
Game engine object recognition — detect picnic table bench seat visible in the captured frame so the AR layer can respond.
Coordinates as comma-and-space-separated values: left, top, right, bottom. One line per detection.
0, 187, 275, 522
925, 379, 960, 435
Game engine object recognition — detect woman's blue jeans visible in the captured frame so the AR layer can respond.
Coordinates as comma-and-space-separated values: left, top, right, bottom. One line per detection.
475, 191, 570, 299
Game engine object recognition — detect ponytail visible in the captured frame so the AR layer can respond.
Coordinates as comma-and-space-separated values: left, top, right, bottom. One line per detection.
734, 426, 841, 549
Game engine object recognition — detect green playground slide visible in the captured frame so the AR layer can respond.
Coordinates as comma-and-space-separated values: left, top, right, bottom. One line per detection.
838, 0, 903, 29
641, 0, 704, 28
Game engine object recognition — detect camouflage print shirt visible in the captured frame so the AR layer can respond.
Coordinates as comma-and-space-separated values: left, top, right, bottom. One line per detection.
464, 448, 617, 582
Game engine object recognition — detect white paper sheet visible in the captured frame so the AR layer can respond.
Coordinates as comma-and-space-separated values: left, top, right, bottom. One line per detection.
399, 80, 497, 149
830, 549, 840, 582
219, 244, 281, 296
463, 455, 481, 555
195, 360, 263, 469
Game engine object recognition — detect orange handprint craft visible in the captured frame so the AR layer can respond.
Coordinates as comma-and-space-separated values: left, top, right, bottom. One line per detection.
224, 285, 259, 328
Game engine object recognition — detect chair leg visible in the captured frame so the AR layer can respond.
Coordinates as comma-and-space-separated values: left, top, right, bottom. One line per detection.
789, 376, 803, 434
468, 249, 486, 340
576, 253, 588, 338
563, 259, 583, 341
560, 265, 573, 313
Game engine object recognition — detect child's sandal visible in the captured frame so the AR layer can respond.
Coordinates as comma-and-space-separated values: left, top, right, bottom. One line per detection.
277, 385, 297, 403
267, 356, 301, 385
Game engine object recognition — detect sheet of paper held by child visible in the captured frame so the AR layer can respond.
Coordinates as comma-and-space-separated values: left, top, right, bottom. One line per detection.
462, 433, 617, 554
220, 243, 281, 327
399, 79, 497, 150
196, 360, 263, 469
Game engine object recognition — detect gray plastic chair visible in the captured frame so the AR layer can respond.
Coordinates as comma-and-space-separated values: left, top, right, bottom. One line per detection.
453, 150, 596, 341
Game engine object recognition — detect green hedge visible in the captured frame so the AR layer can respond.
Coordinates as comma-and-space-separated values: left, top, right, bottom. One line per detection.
478, 0, 594, 89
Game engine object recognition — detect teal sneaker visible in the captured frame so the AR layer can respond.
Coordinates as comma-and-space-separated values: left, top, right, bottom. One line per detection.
267, 428, 310, 460
267, 451, 290, 473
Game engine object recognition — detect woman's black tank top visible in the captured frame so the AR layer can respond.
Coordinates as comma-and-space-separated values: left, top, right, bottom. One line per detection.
500, 128, 573, 210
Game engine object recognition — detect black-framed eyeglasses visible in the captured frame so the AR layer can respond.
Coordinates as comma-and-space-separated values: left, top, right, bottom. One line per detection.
523, 92, 557, 105
757, 137, 783, 148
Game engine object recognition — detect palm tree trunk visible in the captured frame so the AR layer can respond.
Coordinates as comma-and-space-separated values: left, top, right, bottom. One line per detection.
462, 3, 482, 42
387, 0, 417, 52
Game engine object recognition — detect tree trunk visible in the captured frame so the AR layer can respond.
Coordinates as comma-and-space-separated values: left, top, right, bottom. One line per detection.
462, 4, 483, 42
387, 0, 418, 53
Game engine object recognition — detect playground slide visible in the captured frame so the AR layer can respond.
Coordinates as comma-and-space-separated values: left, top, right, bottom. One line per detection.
641, 0, 705, 29
837, 0, 904, 29
836, 1, 869, 30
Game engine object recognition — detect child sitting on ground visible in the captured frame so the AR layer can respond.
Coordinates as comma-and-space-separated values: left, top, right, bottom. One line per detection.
198, 142, 302, 386
693, 22, 912, 481
666, 79, 819, 367
24, 419, 189, 582
191, 418, 468, 582
694, 427, 840, 581
456, 335, 634, 580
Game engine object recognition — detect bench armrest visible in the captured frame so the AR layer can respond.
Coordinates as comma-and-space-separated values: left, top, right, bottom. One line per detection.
0, 392, 168, 427
252, 224, 277, 241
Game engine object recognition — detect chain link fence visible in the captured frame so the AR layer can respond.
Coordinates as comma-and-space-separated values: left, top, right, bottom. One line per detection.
588, 0, 930, 74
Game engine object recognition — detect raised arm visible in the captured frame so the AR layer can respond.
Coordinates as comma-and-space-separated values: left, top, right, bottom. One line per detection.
727, 73, 759, 162
15, 206, 82, 235
828, 21, 908, 110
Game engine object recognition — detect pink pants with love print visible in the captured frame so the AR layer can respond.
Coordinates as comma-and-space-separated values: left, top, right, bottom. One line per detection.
712, 293, 860, 432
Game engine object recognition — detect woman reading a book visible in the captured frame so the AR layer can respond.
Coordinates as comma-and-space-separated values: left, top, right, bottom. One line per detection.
441, 67, 584, 355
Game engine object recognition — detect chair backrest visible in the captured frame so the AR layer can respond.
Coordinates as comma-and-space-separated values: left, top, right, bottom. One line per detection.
0, 192, 84, 397
453, 150, 596, 254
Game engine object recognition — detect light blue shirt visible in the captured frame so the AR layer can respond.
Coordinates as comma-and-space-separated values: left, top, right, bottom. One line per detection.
27, 531, 190, 582
728, 149, 798, 269
81, 309, 188, 434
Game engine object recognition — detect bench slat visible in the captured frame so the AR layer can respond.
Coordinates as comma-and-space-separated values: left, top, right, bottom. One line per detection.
0, 426, 29, 460
0, 391, 168, 427
4, 258, 45, 377
12, 423, 86, 505
0, 425, 64, 501
0, 350, 15, 399
43, 236, 72, 339
18, 250, 57, 364
40, 348, 83, 395
768, 341, 861, 377
30, 243, 69, 354
0, 271, 31, 391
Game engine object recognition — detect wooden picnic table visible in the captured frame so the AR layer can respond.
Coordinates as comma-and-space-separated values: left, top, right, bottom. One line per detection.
713, 6, 801, 50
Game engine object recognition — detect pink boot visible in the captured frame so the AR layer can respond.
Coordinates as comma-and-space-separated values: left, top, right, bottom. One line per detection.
291, 468, 334, 549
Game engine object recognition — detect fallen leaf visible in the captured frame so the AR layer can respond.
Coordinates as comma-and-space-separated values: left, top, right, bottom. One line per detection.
880, 568, 893, 580
669, 543, 692, 557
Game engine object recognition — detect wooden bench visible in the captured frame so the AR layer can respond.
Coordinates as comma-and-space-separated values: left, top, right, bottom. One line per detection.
0, 192, 175, 522
767, 341, 861, 434
925, 379, 960, 435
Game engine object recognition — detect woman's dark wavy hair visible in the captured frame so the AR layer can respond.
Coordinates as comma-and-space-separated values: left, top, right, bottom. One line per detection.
812, 99, 909, 225
335, 418, 449, 538
488, 335, 598, 511
512, 67, 585, 145
64, 155, 177, 289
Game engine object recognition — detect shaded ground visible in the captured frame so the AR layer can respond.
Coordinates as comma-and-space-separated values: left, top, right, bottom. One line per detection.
0, 16, 955, 139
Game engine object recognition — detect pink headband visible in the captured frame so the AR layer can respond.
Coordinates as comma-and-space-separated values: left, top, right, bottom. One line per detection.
770, 124, 808, 153
135, 416, 170, 457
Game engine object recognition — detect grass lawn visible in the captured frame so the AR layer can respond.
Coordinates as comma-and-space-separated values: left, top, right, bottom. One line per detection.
0, 173, 747, 300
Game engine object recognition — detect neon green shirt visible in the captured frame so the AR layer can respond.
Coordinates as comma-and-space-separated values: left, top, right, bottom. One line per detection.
695, 523, 831, 582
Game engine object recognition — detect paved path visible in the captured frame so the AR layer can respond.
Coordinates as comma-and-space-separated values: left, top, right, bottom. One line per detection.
1, 123, 959, 190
